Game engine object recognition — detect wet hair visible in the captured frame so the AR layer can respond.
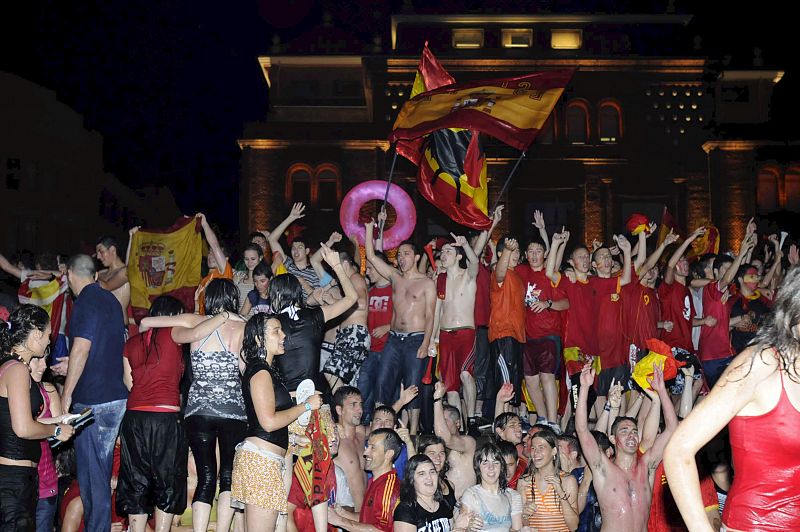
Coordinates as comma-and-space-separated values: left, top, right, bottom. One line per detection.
400, 455, 443, 505
96, 235, 120, 252
558, 434, 581, 458
148, 295, 184, 318
524, 428, 560, 476
493, 412, 521, 440
610, 416, 638, 436
735, 263, 757, 284
443, 239, 468, 269
497, 440, 518, 461
242, 313, 278, 363
473, 442, 509, 490
253, 262, 272, 279
746, 266, 800, 382
204, 278, 239, 314
591, 430, 615, 457
66, 254, 96, 278
373, 405, 397, 425
712, 254, 733, 274
398, 240, 421, 257
0, 304, 49, 364
417, 434, 450, 477
333, 385, 362, 409
689, 260, 708, 281
338, 251, 355, 267
244, 243, 264, 258
495, 236, 519, 256
371, 428, 402, 463
443, 405, 461, 427
290, 237, 309, 249
268, 274, 304, 312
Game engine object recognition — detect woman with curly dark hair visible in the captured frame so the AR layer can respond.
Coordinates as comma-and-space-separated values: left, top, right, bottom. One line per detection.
0, 305, 74, 530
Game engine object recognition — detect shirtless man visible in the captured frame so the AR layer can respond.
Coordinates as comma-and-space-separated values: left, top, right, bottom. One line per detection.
334, 386, 368, 511
432, 233, 479, 420
365, 220, 436, 435
576, 363, 678, 532
432, 381, 476, 499
95, 235, 131, 324
320, 250, 369, 392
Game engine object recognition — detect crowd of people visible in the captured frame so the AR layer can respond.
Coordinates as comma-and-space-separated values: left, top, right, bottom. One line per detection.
1, 202, 799, 532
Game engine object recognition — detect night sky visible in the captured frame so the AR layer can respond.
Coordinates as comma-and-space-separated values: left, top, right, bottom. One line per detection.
2, 1, 798, 238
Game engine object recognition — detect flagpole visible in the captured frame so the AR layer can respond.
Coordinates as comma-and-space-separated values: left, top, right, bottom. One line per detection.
491, 151, 526, 213
380, 143, 399, 242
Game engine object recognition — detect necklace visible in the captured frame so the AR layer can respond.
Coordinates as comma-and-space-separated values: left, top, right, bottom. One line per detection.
417, 496, 437, 513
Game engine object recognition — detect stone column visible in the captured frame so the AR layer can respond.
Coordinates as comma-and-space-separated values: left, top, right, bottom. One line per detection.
705, 142, 757, 252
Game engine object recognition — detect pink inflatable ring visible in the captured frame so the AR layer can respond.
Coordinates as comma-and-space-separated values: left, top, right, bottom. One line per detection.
340, 180, 416, 249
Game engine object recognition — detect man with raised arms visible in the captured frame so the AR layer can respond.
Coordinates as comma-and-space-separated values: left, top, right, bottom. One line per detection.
431, 233, 479, 422
365, 220, 435, 435
576, 363, 678, 531
432, 381, 477, 499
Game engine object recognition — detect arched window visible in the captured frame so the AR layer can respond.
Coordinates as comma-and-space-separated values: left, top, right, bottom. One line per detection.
598, 100, 623, 143
286, 164, 313, 205
785, 167, 800, 211
756, 166, 779, 213
536, 111, 557, 144
565, 100, 590, 144
285, 163, 342, 209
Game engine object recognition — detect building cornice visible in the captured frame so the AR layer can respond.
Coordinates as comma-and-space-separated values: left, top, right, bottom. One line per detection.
701, 140, 800, 153
238, 139, 390, 151
384, 57, 705, 74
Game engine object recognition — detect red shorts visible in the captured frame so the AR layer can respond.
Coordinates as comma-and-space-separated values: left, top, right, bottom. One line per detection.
523, 337, 559, 376
439, 328, 476, 392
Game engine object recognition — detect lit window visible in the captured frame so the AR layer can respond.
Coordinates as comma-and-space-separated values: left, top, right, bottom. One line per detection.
598, 101, 623, 143
502, 29, 533, 48
551, 29, 582, 50
452, 29, 484, 49
756, 167, 779, 213
285, 163, 342, 209
566, 101, 590, 144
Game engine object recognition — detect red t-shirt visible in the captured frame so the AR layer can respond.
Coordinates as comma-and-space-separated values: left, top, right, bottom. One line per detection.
474, 264, 491, 327
515, 265, 561, 339
658, 281, 695, 352
595, 281, 626, 369
123, 328, 184, 410
648, 461, 719, 531
622, 278, 660, 351
367, 284, 393, 352
558, 275, 619, 355
360, 470, 400, 531
699, 282, 734, 361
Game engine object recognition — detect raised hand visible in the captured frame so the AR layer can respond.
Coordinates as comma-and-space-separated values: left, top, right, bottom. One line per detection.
129, 226, 141, 237
496, 382, 515, 404
615, 234, 632, 253
305, 391, 323, 411
450, 233, 468, 247
377, 206, 388, 225
289, 202, 306, 220
328, 231, 343, 245
688, 226, 706, 241
663, 229, 679, 246
591, 238, 603, 253
504, 238, 519, 252
433, 381, 447, 401
745, 217, 757, 236
533, 210, 546, 230
491, 204, 505, 223
398, 383, 419, 407
579, 363, 596, 389
646, 364, 666, 396
790, 244, 800, 266
319, 243, 340, 267
608, 379, 623, 409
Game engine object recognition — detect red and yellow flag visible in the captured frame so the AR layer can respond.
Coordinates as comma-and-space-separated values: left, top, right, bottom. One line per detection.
687, 220, 720, 259
128, 217, 202, 321
656, 206, 685, 246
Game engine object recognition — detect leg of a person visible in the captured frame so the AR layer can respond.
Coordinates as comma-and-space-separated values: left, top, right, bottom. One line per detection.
375, 334, 402, 406
0, 464, 37, 532
153, 508, 174, 532
399, 334, 426, 433
116, 411, 154, 526
74, 399, 127, 532
151, 413, 188, 517
129, 513, 149, 532
357, 350, 381, 424
217, 418, 248, 532
523, 339, 547, 423
60, 496, 84, 532
185, 415, 218, 532
244, 504, 278, 532
473, 326, 490, 415
35, 495, 57, 532
459, 329, 477, 419
540, 373, 558, 423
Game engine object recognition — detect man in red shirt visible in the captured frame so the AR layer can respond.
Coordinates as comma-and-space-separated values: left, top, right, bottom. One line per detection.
694, 233, 755, 386
516, 238, 568, 425
327, 429, 402, 531
546, 230, 632, 411
358, 251, 394, 424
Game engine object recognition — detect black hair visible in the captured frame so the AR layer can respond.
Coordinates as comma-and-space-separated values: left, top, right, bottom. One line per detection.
746, 266, 800, 382
269, 274, 305, 313
290, 237, 309, 249
244, 243, 264, 258
712, 254, 733, 274
253, 262, 272, 279
735, 263, 757, 284
689, 260, 708, 281
417, 434, 449, 477
398, 240, 421, 257
473, 442, 509, 490
496, 236, 519, 256
370, 428, 402, 463
610, 416, 638, 436
493, 412, 521, 439
591, 430, 615, 457
0, 304, 49, 364
96, 235, 120, 252
558, 434, 581, 458
497, 439, 518, 460
14, 250, 35, 270
204, 278, 239, 314
443, 239, 468, 269
338, 251, 355, 267
525, 237, 547, 254
149, 295, 184, 318
373, 405, 397, 425
400, 455, 443, 505
333, 385, 362, 408
249, 231, 267, 242
36, 252, 58, 270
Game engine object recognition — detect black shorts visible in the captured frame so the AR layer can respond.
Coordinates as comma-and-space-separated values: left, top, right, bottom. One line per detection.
116, 410, 189, 516
596, 365, 631, 396
0, 464, 37, 531
473, 326, 491, 400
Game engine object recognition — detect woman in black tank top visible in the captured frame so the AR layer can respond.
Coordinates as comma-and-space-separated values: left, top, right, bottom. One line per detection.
231, 313, 323, 529
0, 305, 74, 529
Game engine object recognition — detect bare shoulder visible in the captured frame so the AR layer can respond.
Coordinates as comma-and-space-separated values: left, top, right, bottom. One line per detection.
722, 346, 780, 387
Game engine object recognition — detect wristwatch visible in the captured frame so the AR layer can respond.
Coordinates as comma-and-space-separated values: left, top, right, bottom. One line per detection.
304, 402, 312, 412
53, 425, 62, 438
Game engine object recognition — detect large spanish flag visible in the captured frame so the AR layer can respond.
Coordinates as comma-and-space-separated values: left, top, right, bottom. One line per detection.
390, 70, 574, 152
128, 217, 202, 321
